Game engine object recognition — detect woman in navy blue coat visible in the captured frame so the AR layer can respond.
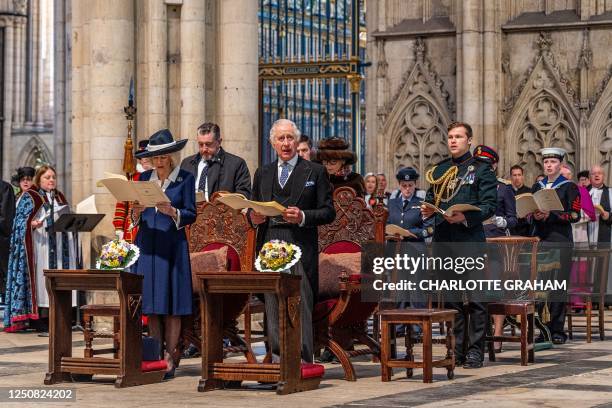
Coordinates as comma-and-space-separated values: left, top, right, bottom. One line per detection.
132, 129, 196, 378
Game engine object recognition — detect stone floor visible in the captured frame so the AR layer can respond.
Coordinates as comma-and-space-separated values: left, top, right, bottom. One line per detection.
1, 312, 612, 408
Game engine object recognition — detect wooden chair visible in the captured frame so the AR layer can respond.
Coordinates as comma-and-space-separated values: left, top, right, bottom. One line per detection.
566, 245, 610, 343
313, 187, 387, 381
185, 192, 257, 363
485, 236, 539, 366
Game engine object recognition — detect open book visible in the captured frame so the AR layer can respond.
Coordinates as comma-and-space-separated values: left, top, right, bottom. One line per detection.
97, 173, 170, 208
216, 192, 286, 216
385, 224, 417, 239
515, 189, 564, 218
420, 201, 481, 217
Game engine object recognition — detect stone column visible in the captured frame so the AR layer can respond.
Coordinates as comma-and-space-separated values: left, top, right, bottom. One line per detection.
72, 0, 135, 236
54, 0, 71, 199
2, 18, 14, 178
137, 0, 167, 141
12, 18, 25, 127
179, 0, 207, 156
482, 2, 500, 151
216, 0, 258, 172
458, 0, 483, 143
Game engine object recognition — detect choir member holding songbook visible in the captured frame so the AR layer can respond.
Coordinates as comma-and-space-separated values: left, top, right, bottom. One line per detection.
131, 129, 196, 379
530, 147, 580, 345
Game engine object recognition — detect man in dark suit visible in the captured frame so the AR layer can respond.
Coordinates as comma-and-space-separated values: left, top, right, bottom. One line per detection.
249, 119, 335, 362
180, 122, 251, 199
0, 180, 16, 305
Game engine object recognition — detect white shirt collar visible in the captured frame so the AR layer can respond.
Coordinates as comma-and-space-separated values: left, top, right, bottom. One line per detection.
150, 165, 180, 183
278, 154, 299, 169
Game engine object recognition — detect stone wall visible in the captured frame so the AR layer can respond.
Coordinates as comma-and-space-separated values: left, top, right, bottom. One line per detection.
366, 0, 612, 189
70, 0, 259, 245
1, 0, 55, 180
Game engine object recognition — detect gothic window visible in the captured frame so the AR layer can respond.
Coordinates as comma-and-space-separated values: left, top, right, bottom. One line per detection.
599, 109, 612, 171
393, 98, 448, 176
515, 92, 577, 177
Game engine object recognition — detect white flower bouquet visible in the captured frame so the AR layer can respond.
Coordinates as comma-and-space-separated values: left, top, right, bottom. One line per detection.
96, 239, 140, 270
255, 239, 301, 273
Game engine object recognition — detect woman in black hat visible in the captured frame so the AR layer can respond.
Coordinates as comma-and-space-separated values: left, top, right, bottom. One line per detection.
131, 129, 196, 378
11, 167, 35, 202
315, 137, 365, 197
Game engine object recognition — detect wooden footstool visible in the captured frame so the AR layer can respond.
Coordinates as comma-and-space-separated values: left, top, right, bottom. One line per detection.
378, 309, 457, 383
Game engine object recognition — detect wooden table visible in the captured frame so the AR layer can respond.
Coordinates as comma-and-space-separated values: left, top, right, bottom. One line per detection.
379, 308, 457, 383
197, 271, 321, 395
44, 269, 165, 388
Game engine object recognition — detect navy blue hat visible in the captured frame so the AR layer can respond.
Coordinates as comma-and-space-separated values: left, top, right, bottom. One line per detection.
137, 139, 149, 152
396, 167, 419, 182
474, 145, 499, 163
135, 129, 187, 158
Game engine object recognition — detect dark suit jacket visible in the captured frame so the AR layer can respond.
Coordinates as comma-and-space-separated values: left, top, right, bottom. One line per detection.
0, 181, 15, 244
0, 180, 16, 270
251, 156, 335, 298
180, 147, 252, 198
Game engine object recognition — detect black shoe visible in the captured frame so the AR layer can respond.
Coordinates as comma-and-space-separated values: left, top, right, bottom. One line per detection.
535, 334, 547, 343
316, 348, 337, 363
463, 352, 483, 369
552, 334, 567, 345
455, 356, 465, 366
182, 344, 200, 359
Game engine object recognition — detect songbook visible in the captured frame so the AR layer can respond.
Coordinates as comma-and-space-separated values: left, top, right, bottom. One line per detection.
76, 195, 98, 214
216, 193, 286, 216
97, 177, 170, 208
420, 201, 481, 217
515, 190, 564, 218
385, 224, 417, 239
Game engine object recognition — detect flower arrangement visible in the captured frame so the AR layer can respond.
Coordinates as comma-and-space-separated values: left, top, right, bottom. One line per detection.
96, 239, 140, 270
255, 239, 302, 273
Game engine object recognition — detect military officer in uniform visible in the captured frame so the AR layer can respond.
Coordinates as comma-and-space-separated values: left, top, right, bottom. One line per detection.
421, 122, 498, 368
531, 147, 580, 344
473, 145, 518, 353
473, 145, 517, 238
387, 167, 433, 242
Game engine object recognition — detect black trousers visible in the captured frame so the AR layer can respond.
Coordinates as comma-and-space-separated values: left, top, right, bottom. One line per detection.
447, 301, 487, 360
537, 301, 566, 338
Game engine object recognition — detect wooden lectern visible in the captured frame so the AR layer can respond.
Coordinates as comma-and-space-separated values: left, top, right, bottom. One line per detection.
44, 269, 165, 388
197, 271, 322, 395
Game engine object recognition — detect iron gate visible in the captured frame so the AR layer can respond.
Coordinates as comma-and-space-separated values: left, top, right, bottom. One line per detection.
258, 0, 366, 171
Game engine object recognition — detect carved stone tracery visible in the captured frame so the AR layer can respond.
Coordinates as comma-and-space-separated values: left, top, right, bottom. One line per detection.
505, 32, 579, 182
381, 38, 453, 185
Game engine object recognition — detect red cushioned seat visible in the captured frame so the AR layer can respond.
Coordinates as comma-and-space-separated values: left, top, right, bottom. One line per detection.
323, 240, 361, 255
141, 360, 167, 372
301, 363, 325, 379
313, 299, 338, 321
203, 242, 241, 271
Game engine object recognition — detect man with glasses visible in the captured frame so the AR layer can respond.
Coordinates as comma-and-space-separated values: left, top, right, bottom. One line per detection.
180, 122, 251, 200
